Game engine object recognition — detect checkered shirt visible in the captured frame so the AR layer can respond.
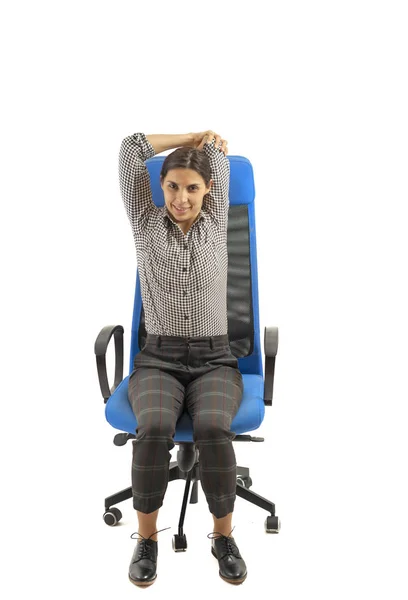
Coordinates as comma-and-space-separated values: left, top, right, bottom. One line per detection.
118, 132, 230, 336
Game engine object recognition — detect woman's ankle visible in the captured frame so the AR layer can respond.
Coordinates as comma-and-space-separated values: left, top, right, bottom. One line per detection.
136, 508, 160, 541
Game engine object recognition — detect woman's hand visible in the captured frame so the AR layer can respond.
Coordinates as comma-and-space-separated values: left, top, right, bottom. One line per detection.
189, 130, 228, 155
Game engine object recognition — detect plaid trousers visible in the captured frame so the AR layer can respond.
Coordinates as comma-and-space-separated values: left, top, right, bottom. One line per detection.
127, 333, 244, 518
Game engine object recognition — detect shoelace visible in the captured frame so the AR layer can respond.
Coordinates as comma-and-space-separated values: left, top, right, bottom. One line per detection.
130, 527, 171, 562
207, 526, 242, 559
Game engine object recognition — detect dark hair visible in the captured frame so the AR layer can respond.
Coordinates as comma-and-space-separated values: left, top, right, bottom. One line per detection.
160, 147, 211, 187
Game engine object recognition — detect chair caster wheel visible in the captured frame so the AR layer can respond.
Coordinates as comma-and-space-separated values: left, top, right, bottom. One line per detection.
103, 507, 122, 526
265, 515, 280, 533
236, 476, 253, 489
172, 534, 187, 552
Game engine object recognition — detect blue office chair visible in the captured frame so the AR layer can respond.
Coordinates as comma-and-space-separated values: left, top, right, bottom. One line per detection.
95, 154, 281, 551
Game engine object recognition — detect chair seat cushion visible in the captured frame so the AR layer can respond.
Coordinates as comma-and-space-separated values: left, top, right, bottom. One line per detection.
105, 374, 265, 443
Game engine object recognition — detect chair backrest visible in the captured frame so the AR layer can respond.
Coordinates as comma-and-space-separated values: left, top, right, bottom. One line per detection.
128, 155, 263, 379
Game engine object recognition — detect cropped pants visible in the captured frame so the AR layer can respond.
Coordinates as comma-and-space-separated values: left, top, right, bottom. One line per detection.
127, 333, 244, 518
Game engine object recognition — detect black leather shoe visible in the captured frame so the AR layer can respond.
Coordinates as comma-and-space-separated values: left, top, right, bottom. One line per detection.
208, 529, 247, 585
128, 527, 170, 587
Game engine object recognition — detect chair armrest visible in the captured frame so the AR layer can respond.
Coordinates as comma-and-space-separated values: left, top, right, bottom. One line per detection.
94, 325, 124, 403
263, 326, 278, 407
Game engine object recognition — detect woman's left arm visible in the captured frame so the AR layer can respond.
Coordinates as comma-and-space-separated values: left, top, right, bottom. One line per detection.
198, 133, 230, 230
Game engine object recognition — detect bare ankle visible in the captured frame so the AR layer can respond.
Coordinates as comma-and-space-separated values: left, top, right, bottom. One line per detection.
212, 512, 233, 538
136, 508, 160, 542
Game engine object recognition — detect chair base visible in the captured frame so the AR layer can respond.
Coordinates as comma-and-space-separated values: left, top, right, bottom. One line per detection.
104, 460, 279, 537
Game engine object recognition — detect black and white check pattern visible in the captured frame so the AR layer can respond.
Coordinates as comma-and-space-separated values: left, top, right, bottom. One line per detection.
119, 132, 231, 336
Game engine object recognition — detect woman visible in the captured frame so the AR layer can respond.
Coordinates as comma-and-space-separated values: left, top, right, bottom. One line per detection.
118, 131, 246, 586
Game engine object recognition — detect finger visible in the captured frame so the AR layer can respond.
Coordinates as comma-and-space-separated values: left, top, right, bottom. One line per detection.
217, 139, 227, 154
206, 132, 215, 145
200, 133, 215, 149
198, 134, 208, 150
206, 131, 216, 145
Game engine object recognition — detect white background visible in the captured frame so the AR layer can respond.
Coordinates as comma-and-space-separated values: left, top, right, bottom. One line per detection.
1, 0, 407, 597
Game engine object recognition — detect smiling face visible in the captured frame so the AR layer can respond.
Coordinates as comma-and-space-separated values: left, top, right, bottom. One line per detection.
160, 168, 213, 232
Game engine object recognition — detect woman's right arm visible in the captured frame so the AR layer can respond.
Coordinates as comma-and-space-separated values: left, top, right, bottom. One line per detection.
119, 132, 194, 232
119, 132, 157, 233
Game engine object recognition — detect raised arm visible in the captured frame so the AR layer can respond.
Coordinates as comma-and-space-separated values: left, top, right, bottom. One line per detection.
201, 137, 230, 230
119, 132, 196, 233
119, 132, 157, 233
119, 131, 230, 233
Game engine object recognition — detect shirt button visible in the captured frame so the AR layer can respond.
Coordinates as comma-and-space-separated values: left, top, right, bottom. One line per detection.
183, 291, 187, 296
184, 244, 187, 249
184, 315, 189, 320
183, 267, 187, 272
